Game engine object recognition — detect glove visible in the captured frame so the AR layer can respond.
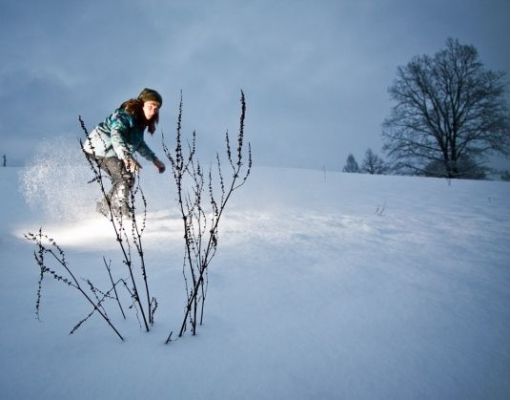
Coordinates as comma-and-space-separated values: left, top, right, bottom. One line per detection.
154, 158, 166, 174
123, 156, 141, 173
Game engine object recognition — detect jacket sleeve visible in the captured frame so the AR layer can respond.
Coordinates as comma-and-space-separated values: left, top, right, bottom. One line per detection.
135, 140, 158, 162
109, 111, 131, 160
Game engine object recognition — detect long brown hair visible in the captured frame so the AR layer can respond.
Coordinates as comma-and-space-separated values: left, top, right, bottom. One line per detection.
120, 98, 159, 134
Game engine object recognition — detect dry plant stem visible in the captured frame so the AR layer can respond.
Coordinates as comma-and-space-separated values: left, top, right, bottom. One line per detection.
163, 91, 251, 340
26, 230, 125, 341
178, 155, 248, 337
162, 96, 200, 338
104, 257, 126, 319
71, 277, 126, 335
81, 153, 149, 328
79, 116, 151, 332
162, 96, 199, 339
129, 187, 155, 324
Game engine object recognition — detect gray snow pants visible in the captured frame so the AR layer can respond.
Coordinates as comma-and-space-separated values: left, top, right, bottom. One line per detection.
87, 155, 135, 215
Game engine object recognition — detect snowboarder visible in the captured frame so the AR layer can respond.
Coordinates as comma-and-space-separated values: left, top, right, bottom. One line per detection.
83, 88, 166, 217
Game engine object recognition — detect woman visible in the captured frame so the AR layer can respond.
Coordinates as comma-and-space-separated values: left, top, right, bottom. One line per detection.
83, 88, 166, 217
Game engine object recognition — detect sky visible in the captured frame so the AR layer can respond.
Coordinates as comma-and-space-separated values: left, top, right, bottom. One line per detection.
0, 0, 509, 170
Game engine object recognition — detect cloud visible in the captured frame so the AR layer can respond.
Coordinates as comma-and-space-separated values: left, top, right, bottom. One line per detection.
0, 0, 508, 169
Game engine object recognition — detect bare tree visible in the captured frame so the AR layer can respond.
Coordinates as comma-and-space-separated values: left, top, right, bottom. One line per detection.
360, 148, 387, 175
342, 153, 359, 173
383, 38, 509, 178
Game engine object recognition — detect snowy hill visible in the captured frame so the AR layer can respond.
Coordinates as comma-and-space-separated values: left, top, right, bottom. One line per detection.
0, 166, 509, 399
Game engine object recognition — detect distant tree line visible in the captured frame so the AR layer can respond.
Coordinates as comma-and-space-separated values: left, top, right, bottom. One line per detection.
342, 149, 388, 175
343, 38, 509, 181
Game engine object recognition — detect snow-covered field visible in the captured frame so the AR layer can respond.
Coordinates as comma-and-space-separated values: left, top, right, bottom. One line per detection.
0, 165, 509, 399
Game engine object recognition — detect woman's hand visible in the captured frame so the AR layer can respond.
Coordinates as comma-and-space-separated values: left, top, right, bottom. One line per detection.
124, 156, 141, 173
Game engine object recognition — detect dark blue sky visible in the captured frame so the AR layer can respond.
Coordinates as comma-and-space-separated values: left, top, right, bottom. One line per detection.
1, 0, 509, 169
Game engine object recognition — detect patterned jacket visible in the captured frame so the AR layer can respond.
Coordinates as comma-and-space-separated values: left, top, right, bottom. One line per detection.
83, 108, 157, 162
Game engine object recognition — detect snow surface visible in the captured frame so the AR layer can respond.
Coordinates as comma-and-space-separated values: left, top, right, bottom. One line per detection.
0, 165, 509, 399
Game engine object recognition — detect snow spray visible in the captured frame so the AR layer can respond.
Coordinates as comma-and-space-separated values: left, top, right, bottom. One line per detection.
20, 135, 97, 221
